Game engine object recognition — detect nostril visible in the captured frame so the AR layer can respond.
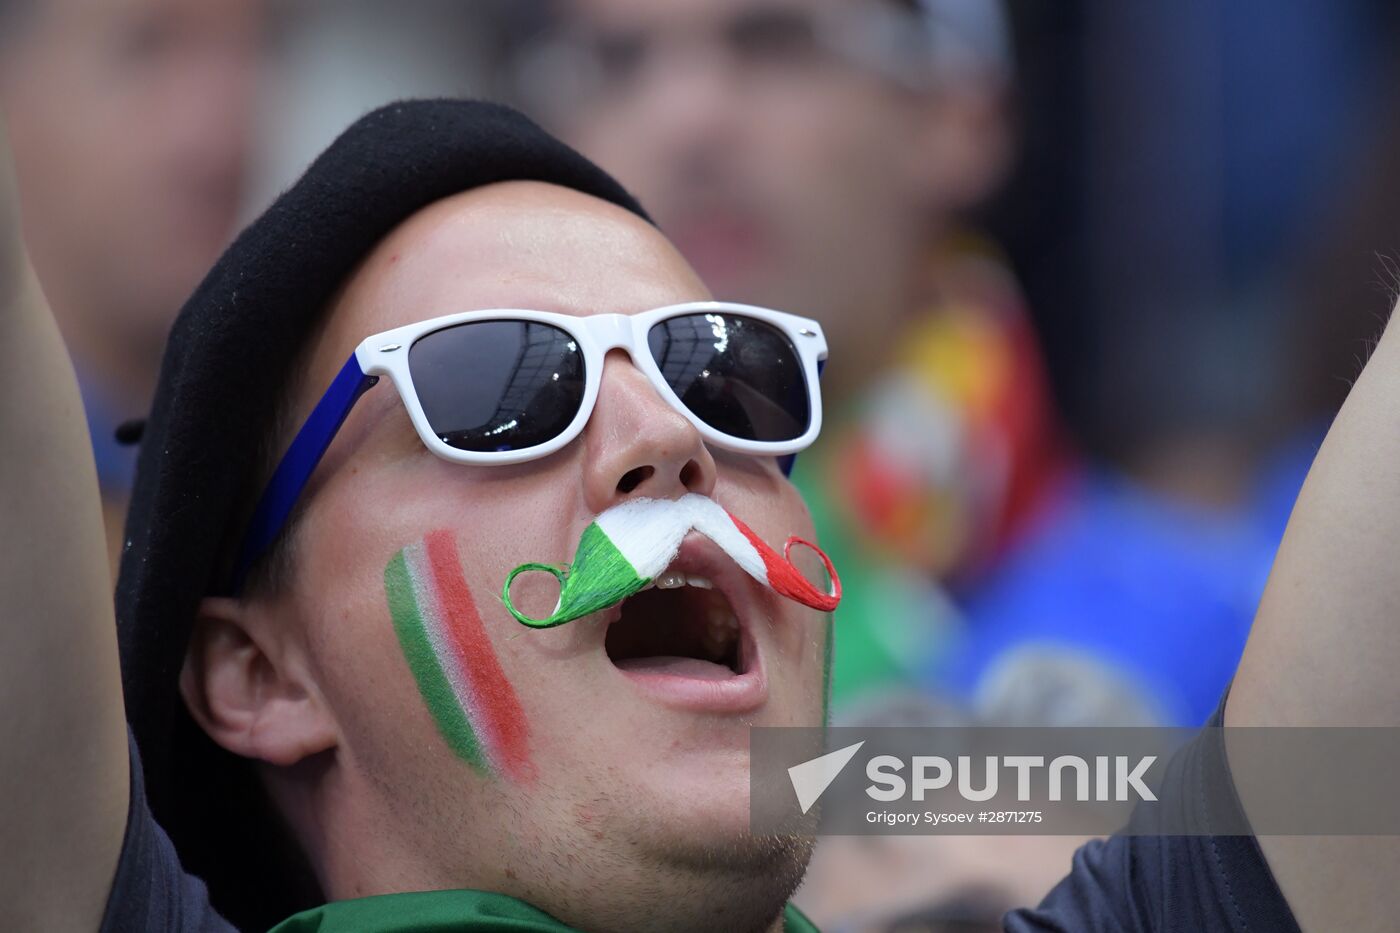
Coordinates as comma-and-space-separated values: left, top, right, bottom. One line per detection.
617, 466, 654, 494
679, 460, 702, 489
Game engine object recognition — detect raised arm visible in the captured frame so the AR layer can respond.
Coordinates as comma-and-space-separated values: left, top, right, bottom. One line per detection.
1228, 306, 1400, 930
0, 125, 129, 931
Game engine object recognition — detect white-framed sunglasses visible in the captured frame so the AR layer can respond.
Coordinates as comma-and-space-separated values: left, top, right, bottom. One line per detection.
228, 301, 828, 592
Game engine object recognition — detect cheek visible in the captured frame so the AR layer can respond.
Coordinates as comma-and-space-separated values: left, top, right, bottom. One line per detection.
369, 502, 597, 750
379, 525, 635, 784
799, 607, 837, 720
302, 520, 604, 797
291, 463, 582, 787
716, 472, 818, 543
381, 531, 537, 783
295, 553, 450, 792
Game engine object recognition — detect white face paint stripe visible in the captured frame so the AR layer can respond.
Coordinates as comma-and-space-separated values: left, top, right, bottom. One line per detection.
403, 541, 475, 716
687, 496, 769, 585
594, 498, 690, 577
594, 494, 770, 584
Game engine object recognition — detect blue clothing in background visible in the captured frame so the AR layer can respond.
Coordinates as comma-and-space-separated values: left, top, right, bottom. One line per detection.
936, 470, 1280, 727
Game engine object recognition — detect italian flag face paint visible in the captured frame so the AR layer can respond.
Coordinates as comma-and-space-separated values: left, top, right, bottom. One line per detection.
385, 530, 535, 783
503, 494, 841, 629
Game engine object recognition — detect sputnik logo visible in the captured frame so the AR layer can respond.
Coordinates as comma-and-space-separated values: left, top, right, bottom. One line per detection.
788, 741, 865, 814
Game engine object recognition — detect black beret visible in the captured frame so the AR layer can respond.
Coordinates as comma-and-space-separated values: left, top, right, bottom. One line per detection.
115, 99, 648, 930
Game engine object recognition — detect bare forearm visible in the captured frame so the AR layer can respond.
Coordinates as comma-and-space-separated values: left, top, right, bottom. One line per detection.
0, 138, 128, 931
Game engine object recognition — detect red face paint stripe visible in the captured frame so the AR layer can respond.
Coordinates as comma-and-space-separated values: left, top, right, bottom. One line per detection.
385, 549, 489, 774
726, 512, 841, 612
422, 530, 536, 784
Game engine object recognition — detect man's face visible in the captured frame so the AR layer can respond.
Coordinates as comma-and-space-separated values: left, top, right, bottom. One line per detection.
1, 0, 260, 362
264, 183, 827, 930
545, 0, 948, 396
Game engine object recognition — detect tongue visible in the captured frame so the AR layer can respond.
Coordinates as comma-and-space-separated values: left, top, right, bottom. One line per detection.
613, 656, 736, 680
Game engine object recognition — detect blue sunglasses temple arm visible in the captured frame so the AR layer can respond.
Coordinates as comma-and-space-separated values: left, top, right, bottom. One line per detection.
227, 353, 379, 594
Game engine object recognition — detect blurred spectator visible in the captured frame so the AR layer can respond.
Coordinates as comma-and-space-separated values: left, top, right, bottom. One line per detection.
0, 0, 264, 571
499, 0, 1273, 727
510, 0, 1016, 412
246, 0, 491, 209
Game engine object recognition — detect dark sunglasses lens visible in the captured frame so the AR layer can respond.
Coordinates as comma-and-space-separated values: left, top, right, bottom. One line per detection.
647, 313, 810, 443
408, 320, 585, 453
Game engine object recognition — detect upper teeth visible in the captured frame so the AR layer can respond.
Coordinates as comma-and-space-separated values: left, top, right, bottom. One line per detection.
652, 572, 714, 590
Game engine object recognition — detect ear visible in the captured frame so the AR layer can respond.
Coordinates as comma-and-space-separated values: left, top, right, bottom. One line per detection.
180, 596, 338, 767
905, 79, 1015, 215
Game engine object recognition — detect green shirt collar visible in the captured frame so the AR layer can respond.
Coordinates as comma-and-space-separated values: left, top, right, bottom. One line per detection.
268, 889, 819, 932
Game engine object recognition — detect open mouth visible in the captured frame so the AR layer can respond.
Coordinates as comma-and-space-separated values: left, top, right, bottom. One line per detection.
606, 573, 747, 680
602, 539, 768, 713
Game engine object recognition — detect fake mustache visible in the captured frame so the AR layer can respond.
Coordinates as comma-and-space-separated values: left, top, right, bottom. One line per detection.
502, 494, 841, 628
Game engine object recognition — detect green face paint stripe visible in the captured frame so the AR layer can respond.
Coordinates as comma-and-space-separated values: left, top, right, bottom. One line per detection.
385, 548, 489, 773
573, 519, 649, 600
503, 521, 650, 627
821, 613, 835, 728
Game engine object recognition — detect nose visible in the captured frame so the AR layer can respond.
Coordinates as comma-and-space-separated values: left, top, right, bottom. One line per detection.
581, 349, 717, 512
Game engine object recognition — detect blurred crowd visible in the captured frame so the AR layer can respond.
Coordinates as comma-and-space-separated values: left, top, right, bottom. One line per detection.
4, 0, 1399, 930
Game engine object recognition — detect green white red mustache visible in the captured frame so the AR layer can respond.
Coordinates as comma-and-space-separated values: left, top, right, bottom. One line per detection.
502, 494, 842, 629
